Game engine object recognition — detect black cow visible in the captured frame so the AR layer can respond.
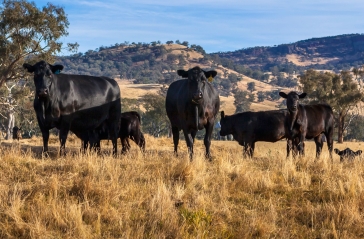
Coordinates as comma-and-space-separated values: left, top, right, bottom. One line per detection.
12, 126, 22, 141
279, 91, 334, 159
220, 110, 294, 158
23, 61, 121, 156
82, 111, 146, 154
165, 66, 220, 159
334, 148, 362, 162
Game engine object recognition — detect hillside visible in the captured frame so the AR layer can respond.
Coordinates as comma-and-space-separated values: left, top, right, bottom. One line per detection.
117, 78, 286, 115
215, 34, 364, 71
58, 42, 292, 113
57, 34, 364, 113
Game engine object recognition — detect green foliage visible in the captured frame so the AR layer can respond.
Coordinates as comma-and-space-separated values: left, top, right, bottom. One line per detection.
179, 208, 212, 233
233, 90, 254, 113
345, 115, 364, 141
0, 0, 76, 86
257, 91, 265, 102
140, 94, 170, 137
121, 98, 141, 113
270, 75, 298, 87
181, 41, 189, 47
265, 90, 282, 101
228, 73, 239, 83
247, 82, 256, 92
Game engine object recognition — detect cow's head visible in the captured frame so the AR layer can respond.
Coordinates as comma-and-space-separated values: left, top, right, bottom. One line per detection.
335, 148, 362, 161
23, 61, 63, 99
177, 66, 217, 104
279, 91, 307, 112
219, 111, 229, 136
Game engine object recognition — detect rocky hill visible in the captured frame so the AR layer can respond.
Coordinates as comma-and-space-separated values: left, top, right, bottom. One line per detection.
215, 34, 364, 71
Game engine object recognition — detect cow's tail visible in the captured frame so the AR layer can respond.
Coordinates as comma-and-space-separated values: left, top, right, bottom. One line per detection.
135, 112, 141, 123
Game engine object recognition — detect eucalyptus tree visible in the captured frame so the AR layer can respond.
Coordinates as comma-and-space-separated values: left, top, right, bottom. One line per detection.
299, 69, 364, 143
0, 0, 77, 138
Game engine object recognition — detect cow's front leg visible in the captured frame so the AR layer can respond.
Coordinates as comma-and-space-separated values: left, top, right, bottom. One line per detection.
89, 131, 101, 154
172, 126, 180, 156
41, 128, 50, 156
286, 139, 292, 158
297, 133, 306, 156
183, 130, 194, 160
59, 127, 70, 156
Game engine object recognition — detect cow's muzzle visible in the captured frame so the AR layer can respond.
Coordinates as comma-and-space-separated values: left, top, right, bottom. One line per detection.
288, 105, 298, 112
192, 91, 203, 104
37, 89, 48, 98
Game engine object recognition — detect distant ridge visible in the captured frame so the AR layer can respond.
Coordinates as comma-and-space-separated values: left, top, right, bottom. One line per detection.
214, 33, 364, 71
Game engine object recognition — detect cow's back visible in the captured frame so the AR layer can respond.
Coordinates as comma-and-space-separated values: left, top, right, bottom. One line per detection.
54, 74, 121, 132
227, 110, 289, 142
56, 74, 120, 111
303, 104, 334, 139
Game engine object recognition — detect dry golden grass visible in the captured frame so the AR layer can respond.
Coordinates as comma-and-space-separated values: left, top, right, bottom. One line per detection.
285, 54, 339, 67
1, 135, 364, 238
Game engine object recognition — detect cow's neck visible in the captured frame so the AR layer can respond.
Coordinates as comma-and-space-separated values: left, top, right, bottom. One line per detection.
289, 109, 298, 131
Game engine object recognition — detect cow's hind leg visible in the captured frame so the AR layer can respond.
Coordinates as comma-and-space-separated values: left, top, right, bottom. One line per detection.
121, 137, 131, 154
243, 142, 254, 158
172, 126, 179, 156
204, 121, 214, 160
59, 128, 70, 156
249, 142, 255, 158
286, 139, 292, 158
314, 135, 323, 159
88, 130, 101, 154
242, 142, 249, 158
325, 128, 334, 161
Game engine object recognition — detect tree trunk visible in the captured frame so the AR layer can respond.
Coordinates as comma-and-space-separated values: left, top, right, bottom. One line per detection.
6, 109, 15, 140
337, 112, 345, 143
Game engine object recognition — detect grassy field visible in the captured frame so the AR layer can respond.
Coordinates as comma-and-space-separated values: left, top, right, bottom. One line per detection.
0, 135, 364, 238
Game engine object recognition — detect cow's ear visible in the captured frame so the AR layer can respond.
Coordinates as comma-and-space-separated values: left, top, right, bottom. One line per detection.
279, 92, 287, 99
334, 148, 340, 155
177, 70, 188, 78
23, 63, 35, 73
299, 93, 307, 99
51, 65, 64, 74
205, 70, 217, 78
221, 111, 225, 119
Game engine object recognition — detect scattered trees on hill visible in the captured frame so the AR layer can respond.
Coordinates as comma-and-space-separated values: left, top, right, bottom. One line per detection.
257, 91, 265, 102
247, 82, 256, 93
299, 69, 364, 143
233, 90, 254, 113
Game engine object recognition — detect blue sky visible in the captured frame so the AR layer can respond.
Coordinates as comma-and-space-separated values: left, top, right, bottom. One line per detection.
34, 0, 364, 54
